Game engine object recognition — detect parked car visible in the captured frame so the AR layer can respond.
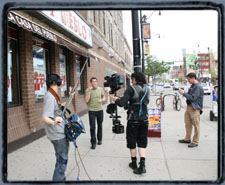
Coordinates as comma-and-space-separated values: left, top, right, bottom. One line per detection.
158, 82, 164, 86
163, 83, 171, 88
173, 83, 184, 90
201, 83, 211, 95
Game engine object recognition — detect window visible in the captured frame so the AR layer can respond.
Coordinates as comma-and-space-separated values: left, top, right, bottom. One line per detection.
7, 27, 21, 106
103, 12, 106, 35
111, 24, 113, 46
59, 48, 68, 97
33, 38, 48, 102
98, 11, 101, 29
93, 11, 96, 23
108, 20, 111, 42
76, 55, 84, 95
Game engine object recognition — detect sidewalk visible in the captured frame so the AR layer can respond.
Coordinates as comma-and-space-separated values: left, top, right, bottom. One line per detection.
7, 96, 218, 181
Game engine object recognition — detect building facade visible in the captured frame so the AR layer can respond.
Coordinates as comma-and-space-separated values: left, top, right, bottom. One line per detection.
7, 10, 133, 147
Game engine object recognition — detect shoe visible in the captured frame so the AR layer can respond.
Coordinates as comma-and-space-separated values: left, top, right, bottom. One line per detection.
188, 143, 198, 148
133, 166, 146, 175
91, 144, 96, 149
129, 162, 137, 170
178, 139, 191, 143
97, 141, 102, 145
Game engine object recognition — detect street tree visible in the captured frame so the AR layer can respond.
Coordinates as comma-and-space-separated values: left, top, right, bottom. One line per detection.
186, 54, 198, 72
144, 55, 170, 93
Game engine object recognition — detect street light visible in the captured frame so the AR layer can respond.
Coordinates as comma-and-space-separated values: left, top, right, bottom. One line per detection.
140, 10, 161, 73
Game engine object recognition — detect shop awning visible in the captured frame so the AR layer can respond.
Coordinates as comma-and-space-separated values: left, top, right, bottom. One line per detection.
7, 11, 88, 57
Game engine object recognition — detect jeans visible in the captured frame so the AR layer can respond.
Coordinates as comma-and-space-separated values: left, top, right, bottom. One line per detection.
88, 110, 104, 145
51, 137, 69, 181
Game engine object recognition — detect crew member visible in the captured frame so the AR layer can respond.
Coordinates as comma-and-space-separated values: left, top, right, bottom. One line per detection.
113, 72, 150, 175
42, 73, 74, 181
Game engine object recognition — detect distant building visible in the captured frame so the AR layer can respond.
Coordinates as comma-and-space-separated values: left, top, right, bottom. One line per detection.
166, 61, 184, 79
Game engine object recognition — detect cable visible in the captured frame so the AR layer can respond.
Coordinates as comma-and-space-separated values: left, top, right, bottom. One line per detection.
74, 146, 80, 181
76, 146, 92, 181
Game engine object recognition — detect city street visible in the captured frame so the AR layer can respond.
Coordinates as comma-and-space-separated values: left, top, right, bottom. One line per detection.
7, 84, 218, 182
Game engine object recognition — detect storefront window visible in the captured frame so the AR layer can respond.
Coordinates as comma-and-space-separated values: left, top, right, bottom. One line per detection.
76, 55, 84, 95
59, 48, 68, 97
7, 30, 21, 106
33, 38, 48, 102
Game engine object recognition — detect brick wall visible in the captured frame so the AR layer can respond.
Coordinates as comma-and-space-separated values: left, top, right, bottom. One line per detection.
18, 29, 37, 132
7, 23, 130, 144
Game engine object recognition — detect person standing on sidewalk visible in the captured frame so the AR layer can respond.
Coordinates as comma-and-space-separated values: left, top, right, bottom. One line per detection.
42, 73, 74, 181
113, 72, 150, 175
178, 72, 204, 148
85, 77, 106, 149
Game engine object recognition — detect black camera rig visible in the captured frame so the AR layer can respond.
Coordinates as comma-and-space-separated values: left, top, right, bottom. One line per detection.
104, 73, 125, 134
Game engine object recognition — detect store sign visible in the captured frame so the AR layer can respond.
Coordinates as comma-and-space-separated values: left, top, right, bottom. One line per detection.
41, 11, 92, 47
7, 51, 12, 102
148, 108, 161, 130
144, 43, 150, 56
143, 23, 151, 39
8, 12, 57, 43
33, 48, 47, 99
76, 60, 81, 91
60, 54, 67, 92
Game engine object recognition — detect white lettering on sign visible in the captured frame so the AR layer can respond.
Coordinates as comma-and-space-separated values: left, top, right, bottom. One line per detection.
41, 10, 92, 47
8, 12, 57, 43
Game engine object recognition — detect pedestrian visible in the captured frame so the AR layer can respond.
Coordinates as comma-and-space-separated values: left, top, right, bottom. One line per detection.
85, 77, 106, 149
113, 72, 150, 175
178, 72, 204, 148
212, 85, 218, 102
212, 85, 218, 117
42, 73, 74, 181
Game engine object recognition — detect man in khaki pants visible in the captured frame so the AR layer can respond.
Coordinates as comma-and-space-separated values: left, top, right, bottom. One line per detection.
178, 73, 204, 148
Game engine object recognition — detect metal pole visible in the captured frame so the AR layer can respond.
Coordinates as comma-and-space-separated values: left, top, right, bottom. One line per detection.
140, 11, 145, 73
132, 10, 141, 72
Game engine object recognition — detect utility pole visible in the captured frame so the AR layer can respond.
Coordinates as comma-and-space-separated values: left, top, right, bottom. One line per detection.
132, 10, 141, 72
140, 11, 145, 73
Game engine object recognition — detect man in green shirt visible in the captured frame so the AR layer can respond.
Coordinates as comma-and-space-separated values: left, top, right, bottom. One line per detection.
85, 77, 106, 149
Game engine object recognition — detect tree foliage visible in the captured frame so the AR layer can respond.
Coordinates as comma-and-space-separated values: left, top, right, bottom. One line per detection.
178, 76, 184, 82
186, 54, 198, 70
144, 55, 170, 80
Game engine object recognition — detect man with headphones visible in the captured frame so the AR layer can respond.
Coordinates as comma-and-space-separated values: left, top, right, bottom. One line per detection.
42, 73, 73, 181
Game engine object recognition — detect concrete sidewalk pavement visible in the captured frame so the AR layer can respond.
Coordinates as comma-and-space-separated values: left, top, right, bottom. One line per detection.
7, 96, 218, 182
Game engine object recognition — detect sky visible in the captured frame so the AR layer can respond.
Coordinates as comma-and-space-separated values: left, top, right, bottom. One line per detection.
122, 10, 218, 62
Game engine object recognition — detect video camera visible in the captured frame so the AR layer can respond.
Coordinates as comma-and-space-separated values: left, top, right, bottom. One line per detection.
104, 73, 125, 134
104, 73, 124, 94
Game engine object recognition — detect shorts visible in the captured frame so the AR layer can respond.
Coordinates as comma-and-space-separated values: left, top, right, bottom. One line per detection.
126, 119, 148, 149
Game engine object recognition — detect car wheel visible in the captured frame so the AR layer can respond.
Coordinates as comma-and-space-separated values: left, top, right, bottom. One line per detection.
210, 110, 214, 121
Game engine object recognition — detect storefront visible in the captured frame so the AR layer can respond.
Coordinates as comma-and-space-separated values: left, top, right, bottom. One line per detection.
7, 11, 92, 148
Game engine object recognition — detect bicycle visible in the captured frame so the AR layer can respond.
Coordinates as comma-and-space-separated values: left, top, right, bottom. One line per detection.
156, 91, 165, 111
173, 92, 182, 111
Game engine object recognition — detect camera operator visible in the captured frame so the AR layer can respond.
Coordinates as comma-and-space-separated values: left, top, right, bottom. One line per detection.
113, 72, 150, 175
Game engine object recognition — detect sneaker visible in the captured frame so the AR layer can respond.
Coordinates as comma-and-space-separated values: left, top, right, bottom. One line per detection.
129, 162, 137, 170
91, 144, 96, 149
188, 143, 198, 148
97, 141, 102, 145
133, 166, 146, 175
178, 139, 191, 144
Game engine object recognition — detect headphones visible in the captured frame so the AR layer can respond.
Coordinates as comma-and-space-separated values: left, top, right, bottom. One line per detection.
46, 73, 62, 87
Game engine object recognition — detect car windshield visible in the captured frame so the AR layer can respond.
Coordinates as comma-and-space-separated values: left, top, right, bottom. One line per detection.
201, 83, 208, 87
175, 83, 181, 86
